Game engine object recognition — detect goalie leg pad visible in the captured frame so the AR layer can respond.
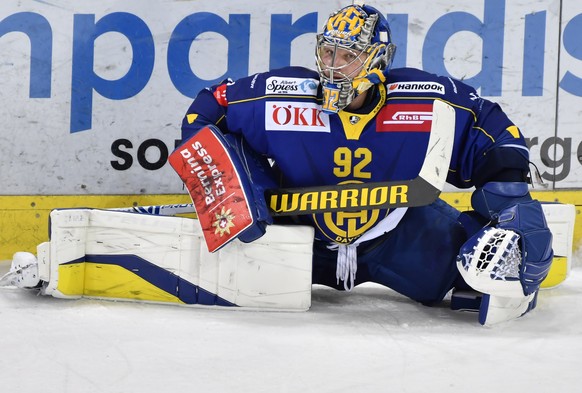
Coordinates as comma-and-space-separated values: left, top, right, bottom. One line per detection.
478, 292, 538, 326
36, 209, 313, 311
451, 288, 538, 326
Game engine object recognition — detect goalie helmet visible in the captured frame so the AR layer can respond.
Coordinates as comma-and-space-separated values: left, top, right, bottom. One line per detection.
315, 2, 396, 113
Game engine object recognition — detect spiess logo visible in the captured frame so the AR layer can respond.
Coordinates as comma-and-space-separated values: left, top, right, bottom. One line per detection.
265, 101, 331, 132
265, 77, 318, 95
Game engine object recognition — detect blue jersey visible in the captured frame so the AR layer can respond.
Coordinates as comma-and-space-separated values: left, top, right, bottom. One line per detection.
181, 66, 529, 244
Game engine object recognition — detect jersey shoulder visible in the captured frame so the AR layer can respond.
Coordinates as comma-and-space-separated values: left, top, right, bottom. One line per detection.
386, 67, 478, 103
228, 67, 320, 101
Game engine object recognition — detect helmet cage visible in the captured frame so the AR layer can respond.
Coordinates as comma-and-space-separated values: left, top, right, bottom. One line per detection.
316, 38, 370, 84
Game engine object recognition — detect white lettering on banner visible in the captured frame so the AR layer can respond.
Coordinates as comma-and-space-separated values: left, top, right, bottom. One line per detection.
265, 101, 331, 132
265, 77, 319, 95
387, 82, 446, 95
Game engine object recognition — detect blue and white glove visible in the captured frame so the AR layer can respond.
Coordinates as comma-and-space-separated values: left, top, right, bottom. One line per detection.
455, 182, 553, 325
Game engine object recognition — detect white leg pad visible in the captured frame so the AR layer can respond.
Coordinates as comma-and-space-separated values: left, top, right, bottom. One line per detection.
39, 209, 314, 311
479, 293, 537, 326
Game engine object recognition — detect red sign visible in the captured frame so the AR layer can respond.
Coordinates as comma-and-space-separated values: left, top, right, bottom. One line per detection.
213, 84, 228, 107
169, 126, 254, 252
376, 103, 433, 132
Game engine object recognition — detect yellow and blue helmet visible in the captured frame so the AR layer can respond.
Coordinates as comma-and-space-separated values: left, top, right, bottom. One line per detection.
316, 2, 396, 113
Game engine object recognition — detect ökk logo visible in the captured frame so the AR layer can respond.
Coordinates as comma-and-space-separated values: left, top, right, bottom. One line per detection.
265, 101, 331, 132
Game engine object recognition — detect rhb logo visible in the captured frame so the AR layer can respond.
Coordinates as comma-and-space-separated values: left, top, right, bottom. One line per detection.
376, 103, 433, 132
213, 84, 228, 106
265, 101, 331, 132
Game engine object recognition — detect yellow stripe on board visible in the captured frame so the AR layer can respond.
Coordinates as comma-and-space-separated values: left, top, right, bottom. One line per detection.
1, 191, 581, 262
57, 262, 184, 304
0, 194, 192, 260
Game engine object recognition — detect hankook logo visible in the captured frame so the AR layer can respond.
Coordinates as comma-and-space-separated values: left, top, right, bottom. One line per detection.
387, 82, 445, 95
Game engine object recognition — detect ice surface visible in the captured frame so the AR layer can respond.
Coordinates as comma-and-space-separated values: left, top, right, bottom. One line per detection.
1, 260, 581, 393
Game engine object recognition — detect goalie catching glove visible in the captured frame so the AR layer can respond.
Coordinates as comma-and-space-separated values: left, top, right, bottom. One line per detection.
456, 182, 553, 325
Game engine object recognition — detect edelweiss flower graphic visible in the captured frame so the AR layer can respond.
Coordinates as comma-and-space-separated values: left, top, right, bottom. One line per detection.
212, 207, 236, 236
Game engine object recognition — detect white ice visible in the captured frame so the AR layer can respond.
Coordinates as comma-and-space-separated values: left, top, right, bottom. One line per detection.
1, 260, 581, 393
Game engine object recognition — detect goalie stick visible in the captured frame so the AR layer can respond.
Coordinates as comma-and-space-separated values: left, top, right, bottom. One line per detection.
117, 100, 455, 217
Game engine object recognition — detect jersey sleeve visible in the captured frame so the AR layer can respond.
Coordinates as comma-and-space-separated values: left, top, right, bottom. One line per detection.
180, 81, 231, 142
179, 73, 271, 155
446, 79, 530, 188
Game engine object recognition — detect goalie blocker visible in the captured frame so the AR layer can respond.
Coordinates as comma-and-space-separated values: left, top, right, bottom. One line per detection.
169, 125, 276, 253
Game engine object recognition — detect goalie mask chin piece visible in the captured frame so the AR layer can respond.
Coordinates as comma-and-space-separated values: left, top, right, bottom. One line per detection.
315, 3, 396, 114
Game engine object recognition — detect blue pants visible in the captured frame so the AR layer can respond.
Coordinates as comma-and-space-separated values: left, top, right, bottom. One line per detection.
312, 199, 468, 305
